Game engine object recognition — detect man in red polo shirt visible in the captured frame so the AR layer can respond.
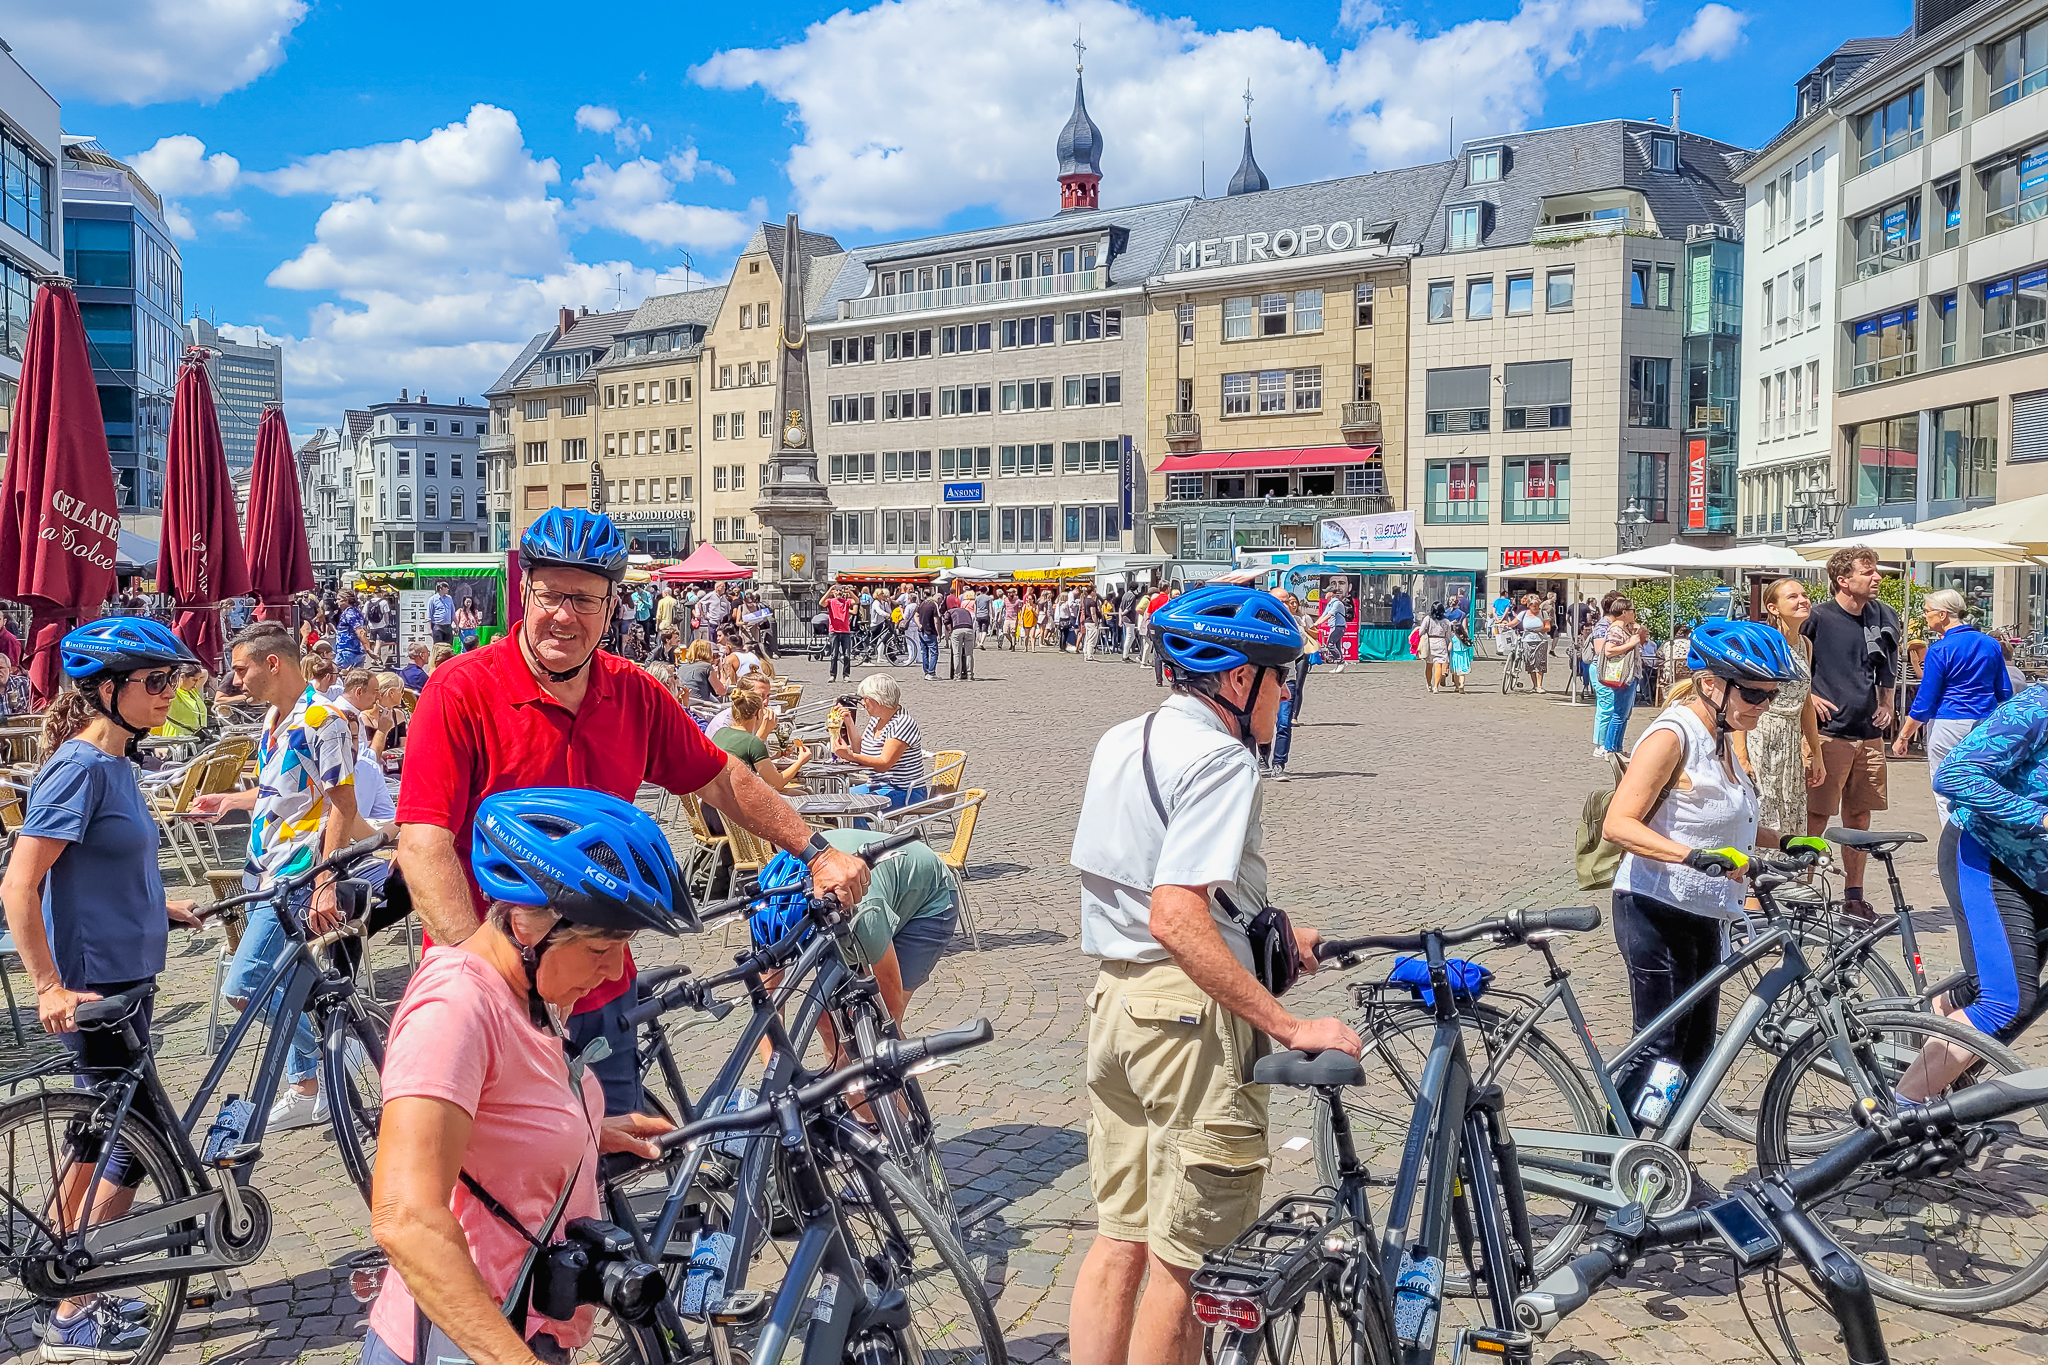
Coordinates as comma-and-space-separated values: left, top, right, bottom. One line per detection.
397, 508, 870, 1113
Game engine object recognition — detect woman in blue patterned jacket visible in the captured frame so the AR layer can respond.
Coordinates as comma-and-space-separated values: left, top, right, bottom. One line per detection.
1904, 684, 2048, 1096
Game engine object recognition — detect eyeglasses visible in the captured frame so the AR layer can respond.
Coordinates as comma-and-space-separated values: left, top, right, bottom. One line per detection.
528, 587, 612, 617
1731, 682, 1779, 705
136, 669, 177, 696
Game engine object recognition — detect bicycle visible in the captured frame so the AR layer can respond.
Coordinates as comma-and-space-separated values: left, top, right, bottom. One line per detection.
1498, 636, 1531, 695
0, 833, 396, 1365
1308, 852, 2035, 1302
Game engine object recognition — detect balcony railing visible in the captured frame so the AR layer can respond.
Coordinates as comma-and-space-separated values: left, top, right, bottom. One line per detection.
479, 431, 515, 454
1340, 401, 1381, 432
842, 267, 1106, 321
1165, 412, 1201, 443
1531, 208, 1653, 244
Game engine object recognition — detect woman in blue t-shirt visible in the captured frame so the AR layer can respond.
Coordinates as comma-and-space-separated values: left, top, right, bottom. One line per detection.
0, 618, 201, 1358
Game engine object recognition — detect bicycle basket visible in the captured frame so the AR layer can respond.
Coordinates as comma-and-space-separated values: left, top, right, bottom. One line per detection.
1385, 956, 1493, 1008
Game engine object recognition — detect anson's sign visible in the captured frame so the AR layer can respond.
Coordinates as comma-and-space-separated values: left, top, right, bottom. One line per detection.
1172, 219, 1388, 272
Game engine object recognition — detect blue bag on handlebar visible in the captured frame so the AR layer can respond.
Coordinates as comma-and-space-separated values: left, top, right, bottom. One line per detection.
1387, 955, 1493, 1007
748, 851, 815, 949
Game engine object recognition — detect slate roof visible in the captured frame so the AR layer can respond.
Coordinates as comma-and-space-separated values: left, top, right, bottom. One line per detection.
748, 222, 846, 279
343, 409, 374, 444
1227, 125, 1270, 197
1167, 160, 1456, 259
1417, 120, 1749, 251
485, 330, 553, 398
618, 287, 727, 334
806, 196, 1198, 322
1739, 33, 1910, 172
1057, 74, 1104, 177
485, 308, 637, 395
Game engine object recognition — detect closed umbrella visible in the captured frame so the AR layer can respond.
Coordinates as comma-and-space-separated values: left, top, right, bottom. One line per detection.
0, 282, 123, 706
243, 405, 313, 624
161, 346, 251, 666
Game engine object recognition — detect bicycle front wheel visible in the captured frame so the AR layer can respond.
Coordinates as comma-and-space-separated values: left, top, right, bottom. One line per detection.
836, 1152, 1006, 1365
0, 1090, 191, 1365
1313, 1000, 1603, 1292
324, 1001, 389, 1206
1755, 1006, 2048, 1313
851, 1003, 960, 1241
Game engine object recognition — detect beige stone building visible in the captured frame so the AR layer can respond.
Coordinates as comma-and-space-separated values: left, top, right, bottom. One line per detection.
589, 289, 723, 556
485, 307, 630, 548
1141, 157, 1448, 563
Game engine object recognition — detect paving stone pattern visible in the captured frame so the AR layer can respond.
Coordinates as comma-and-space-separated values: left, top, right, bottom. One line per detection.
3, 645, 2044, 1365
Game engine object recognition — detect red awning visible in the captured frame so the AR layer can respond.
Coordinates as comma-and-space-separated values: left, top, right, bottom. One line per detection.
1153, 444, 1380, 474
653, 544, 754, 581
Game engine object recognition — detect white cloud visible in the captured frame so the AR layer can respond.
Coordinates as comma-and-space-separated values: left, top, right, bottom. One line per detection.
1639, 3, 1747, 70
0, 0, 307, 105
162, 203, 197, 241
213, 209, 250, 229
132, 135, 242, 195
574, 103, 652, 151
693, 0, 1643, 233
571, 156, 759, 250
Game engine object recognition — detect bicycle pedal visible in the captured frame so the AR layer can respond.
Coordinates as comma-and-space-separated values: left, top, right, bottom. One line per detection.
209, 1142, 264, 1170
1453, 1326, 1534, 1365
711, 1289, 771, 1327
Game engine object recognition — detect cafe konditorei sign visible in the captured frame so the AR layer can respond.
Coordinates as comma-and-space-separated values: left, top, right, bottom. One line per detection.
1171, 219, 1392, 273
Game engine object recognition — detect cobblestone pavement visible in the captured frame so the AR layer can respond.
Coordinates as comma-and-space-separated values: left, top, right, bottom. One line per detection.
4, 642, 2046, 1365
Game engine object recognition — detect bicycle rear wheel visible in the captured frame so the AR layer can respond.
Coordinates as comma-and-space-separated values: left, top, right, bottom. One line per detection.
851, 1002, 961, 1242
324, 1001, 389, 1206
830, 1149, 1004, 1365
1313, 1000, 1602, 1292
0, 1090, 191, 1365
1755, 1006, 2048, 1313
1215, 1263, 1394, 1365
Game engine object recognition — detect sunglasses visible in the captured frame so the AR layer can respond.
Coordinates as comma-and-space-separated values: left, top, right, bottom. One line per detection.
1730, 682, 1779, 705
135, 669, 177, 696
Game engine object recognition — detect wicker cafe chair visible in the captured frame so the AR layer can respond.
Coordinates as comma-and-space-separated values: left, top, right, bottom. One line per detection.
883, 788, 986, 952
678, 792, 729, 901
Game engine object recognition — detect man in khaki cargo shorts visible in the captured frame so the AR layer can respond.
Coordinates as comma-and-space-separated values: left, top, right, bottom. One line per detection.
1803, 546, 1902, 921
1068, 585, 1361, 1365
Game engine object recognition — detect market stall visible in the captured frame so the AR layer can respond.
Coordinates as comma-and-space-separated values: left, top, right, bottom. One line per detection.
1282, 555, 1480, 662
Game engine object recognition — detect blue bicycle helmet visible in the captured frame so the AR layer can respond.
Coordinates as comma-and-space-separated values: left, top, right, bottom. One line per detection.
748, 850, 814, 949
1687, 618, 1797, 683
472, 788, 697, 935
1150, 585, 1305, 674
520, 507, 629, 583
61, 617, 198, 679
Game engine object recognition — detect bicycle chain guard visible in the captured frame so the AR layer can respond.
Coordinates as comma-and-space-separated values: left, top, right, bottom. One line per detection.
1609, 1140, 1691, 1218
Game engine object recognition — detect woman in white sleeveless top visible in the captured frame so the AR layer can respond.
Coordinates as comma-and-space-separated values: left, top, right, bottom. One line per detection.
1601, 618, 1823, 1140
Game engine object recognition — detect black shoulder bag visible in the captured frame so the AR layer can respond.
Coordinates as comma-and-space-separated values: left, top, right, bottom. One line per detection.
1141, 714, 1304, 998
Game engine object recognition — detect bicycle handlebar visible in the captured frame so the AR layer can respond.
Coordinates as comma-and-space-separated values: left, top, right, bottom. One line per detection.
1314, 904, 1602, 962
197, 831, 395, 919
651, 1017, 994, 1152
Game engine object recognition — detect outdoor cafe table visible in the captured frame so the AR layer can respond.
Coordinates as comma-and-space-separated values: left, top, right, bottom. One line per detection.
796, 758, 865, 792
792, 792, 891, 829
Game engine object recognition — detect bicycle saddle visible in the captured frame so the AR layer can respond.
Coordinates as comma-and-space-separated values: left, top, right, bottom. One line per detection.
72, 982, 155, 1032
1825, 828, 1926, 855
1252, 1049, 1365, 1089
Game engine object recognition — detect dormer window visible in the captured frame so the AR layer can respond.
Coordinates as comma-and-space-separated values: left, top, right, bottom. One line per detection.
1447, 204, 1484, 251
1469, 148, 1503, 184
1651, 134, 1679, 173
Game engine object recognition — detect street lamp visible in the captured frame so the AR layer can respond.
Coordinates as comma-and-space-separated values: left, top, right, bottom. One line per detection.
1788, 468, 1842, 541
1616, 498, 1650, 552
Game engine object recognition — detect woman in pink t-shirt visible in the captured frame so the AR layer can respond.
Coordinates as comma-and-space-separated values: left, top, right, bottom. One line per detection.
364, 789, 690, 1365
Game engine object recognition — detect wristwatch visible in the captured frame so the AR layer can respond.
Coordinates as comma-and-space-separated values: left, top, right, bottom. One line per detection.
801, 831, 833, 864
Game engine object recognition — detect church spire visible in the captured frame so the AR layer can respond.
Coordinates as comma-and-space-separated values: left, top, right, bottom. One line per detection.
1227, 81, 1269, 197
1056, 29, 1103, 213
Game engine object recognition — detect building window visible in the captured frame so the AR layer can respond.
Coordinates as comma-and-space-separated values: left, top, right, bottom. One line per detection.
1936, 178, 1962, 251
1505, 274, 1533, 315
1627, 453, 1669, 523
1852, 416, 1919, 505
1630, 262, 1650, 307
1503, 457, 1569, 522
423, 490, 438, 520
1351, 284, 1375, 328
1982, 140, 2048, 236
1222, 373, 1252, 417
1, 129, 51, 248
1988, 18, 2048, 112
1628, 358, 1671, 427
1546, 269, 1574, 310
561, 438, 587, 463
713, 466, 727, 492
1851, 197, 1922, 280
1856, 86, 1924, 172
1466, 278, 1494, 319
1259, 293, 1289, 336
1223, 296, 1253, 340
1650, 134, 1678, 173
1469, 148, 1502, 184
1427, 281, 1453, 322
1425, 459, 1488, 523
396, 487, 413, 518
1257, 370, 1289, 414
1293, 289, 1323, 333
1354, 365, 1372, 401
522, 442, 547, 465
1424, 365, 1491, 434
1655, 264, 1675, 309
1292, 368, 1322, 411
1851, 305, 1919, 385
1932, 400, 2000, 503
1938, 293, 1959, 366
1167, 474, 1203, 500
1447, 205, 1481, 250
1983, 268, 2048, 356
1178, 303, 1194, 344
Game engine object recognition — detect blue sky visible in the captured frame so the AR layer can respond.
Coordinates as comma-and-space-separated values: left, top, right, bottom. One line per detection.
11, 0, 1911, 434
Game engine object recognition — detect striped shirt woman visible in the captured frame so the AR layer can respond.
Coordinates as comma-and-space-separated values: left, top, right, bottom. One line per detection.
832, 673, 929, 810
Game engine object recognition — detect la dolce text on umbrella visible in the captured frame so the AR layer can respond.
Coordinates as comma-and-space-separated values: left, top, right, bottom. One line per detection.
0, 280, 123, 706
243, 404, 313, 623
161, 345, 252, 666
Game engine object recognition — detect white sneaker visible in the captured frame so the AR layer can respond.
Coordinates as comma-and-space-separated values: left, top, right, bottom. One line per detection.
1332, 664, 1345, 673
268, 1087, 323, 1133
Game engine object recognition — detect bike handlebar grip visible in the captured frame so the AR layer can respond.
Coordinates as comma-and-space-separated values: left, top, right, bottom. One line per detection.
1511, 905, 1601, 936
857, 830, 923, 862
884, 1017, 995, 1073
1780, 1124, 1890, 1203
623, 995, 667, 1029
1926, 1066, 2048, 1127
1512, 1244, 1618, 1337
340, 830, 395, 865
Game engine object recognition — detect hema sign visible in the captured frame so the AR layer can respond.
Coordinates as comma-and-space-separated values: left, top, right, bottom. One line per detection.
1174, 220, 1390, 272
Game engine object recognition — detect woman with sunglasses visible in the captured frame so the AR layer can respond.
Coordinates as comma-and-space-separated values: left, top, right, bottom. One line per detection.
1601, 618, 1826, 1142
0, 618, 203, 1359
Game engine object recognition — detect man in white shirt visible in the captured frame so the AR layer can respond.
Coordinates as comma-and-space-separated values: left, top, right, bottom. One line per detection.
1069, 585, 1359, 1365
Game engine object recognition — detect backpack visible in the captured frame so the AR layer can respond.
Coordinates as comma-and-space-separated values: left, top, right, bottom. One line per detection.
1574, 754, 1678, 890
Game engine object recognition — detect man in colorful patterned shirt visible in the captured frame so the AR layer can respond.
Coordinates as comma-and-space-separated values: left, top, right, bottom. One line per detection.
192, 621, 362, 1131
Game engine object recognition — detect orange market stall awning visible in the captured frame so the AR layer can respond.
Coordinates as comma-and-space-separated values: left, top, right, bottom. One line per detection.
652, 544, 754, 581
1152, 444, 1380, 474
836, 567, 937, 583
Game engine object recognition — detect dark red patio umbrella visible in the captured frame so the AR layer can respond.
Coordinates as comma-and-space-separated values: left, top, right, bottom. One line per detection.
160, 346, 251, 666
0, 281, 123, 707
243, 405, 312, 624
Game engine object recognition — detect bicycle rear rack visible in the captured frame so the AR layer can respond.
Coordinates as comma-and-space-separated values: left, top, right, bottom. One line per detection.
1192, 1196, 1347, 1314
